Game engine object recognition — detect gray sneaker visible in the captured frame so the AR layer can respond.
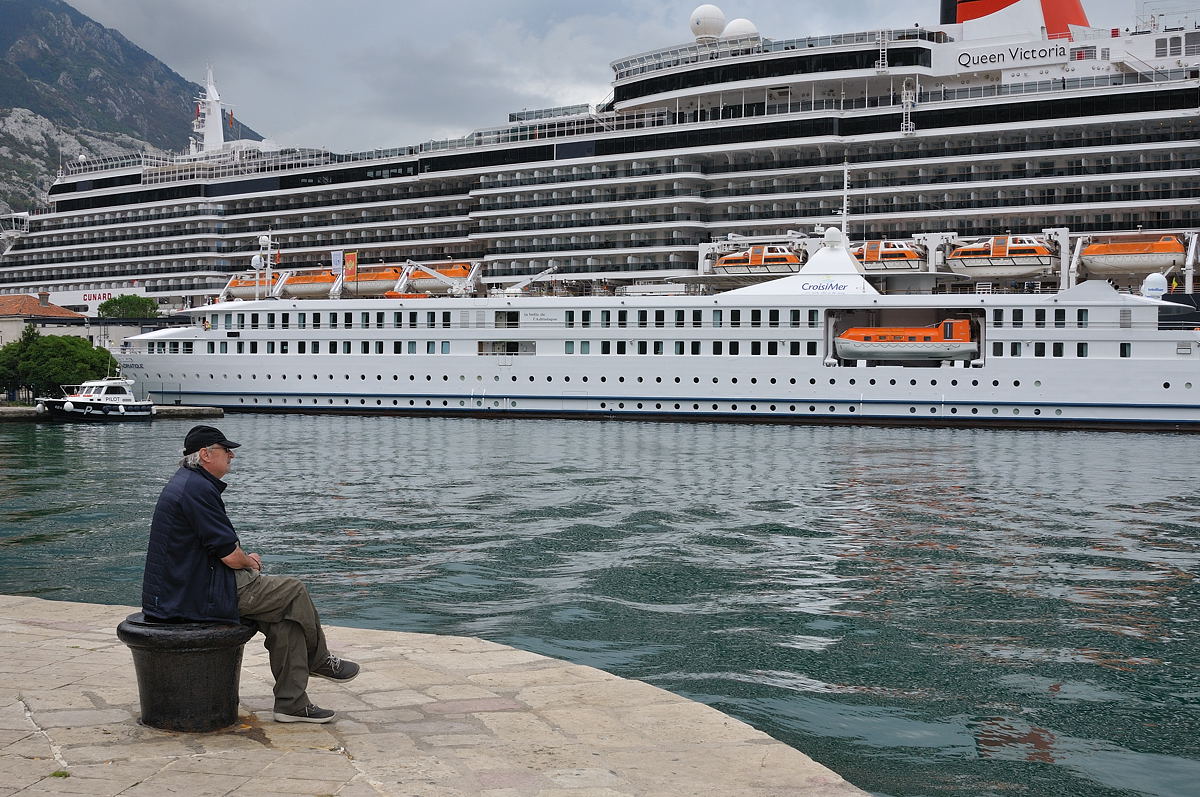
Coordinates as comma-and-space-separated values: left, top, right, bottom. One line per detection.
311, 654, 360, 682
273, 704, 335, 724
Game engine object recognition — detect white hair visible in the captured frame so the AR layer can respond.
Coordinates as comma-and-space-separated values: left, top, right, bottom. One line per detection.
180, 451, 203, 468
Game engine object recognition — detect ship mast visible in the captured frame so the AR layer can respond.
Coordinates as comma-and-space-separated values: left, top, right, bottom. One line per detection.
190, 66, 225, 154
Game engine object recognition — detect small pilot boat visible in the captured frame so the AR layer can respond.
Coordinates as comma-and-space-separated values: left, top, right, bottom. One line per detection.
34, 376, 155, 421
712, 245, 803, 274
835, 319, 978, 361
947, 235, 1053, 279
1081, 235, 1186, 274
851, 240, 927, 269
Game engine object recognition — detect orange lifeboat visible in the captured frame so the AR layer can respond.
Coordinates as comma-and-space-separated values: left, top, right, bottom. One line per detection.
850, 240, 926, 269
835, 319, 978, 361
279, 270, 336, 297
947, 235, 1052, 279
1081, 235, 1185, 274
407, 262, 474, 292
225, 274, 278, 298
280, 268, 404, 297
713, 245, 803, 274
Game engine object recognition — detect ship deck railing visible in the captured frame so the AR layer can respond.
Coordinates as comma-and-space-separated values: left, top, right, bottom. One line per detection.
610, 28, 950, 81
45, 64, 1198, 189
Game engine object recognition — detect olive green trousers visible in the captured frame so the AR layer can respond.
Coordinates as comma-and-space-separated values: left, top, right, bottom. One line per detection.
235, 569, 331, 714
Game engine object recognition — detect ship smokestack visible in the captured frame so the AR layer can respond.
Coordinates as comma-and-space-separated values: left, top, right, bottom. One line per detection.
942, 0, 1090, 38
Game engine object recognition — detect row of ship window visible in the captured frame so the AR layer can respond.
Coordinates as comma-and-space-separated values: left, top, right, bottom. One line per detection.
204, 308, 827, 331
145, 339, 1124, 359
993, 308, 1096, 328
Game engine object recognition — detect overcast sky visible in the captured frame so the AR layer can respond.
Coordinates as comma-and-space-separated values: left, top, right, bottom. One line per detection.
66, 0, 1150, 153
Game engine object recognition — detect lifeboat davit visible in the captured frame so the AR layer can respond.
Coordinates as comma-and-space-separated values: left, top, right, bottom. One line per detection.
1081, 235, 1186, 274
946, 235, 1053, 279
851, 240, 927, 269
712, 245, 803, 274
225, 274, 278, 298
835, 319, 978, 361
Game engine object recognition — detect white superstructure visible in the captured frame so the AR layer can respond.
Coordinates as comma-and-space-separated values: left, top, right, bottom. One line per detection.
0, 0, 1197, 313
116, 228, 1200, 430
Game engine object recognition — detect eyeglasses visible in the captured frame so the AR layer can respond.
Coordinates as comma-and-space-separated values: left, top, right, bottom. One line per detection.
209, 444, 234, 456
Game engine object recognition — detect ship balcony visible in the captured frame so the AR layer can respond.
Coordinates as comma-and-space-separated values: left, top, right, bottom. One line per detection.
473, 170, 708, 196
477, 163, 706, 191
485, 236, 705, 257
474, 189, 705, 216
473, 213, 706, 237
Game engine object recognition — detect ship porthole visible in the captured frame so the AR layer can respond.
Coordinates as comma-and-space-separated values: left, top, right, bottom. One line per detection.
1164, 382, 1171, 389
1055, 409, 1063, 415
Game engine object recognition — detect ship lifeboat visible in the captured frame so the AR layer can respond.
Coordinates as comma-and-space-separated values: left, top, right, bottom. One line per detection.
407, 263, 473, 293
225, 274, 277, 298
339, 268, 404, 296
712, 245, 803, 274
279, 270, 336, 297
1080, 235, 1186, 274
851, 240, 927, 269
947, 235, 1053, 279
280, 268, 404, 297
835, 319, 978, 361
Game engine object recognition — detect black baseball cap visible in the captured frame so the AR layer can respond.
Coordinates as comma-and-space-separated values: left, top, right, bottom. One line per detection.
184, 425, 241, 455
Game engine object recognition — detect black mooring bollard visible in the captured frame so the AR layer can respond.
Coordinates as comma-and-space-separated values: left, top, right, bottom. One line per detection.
117, 612, 258, 732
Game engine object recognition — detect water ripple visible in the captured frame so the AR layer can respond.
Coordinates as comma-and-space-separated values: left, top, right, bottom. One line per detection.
2, 417, 1198, 797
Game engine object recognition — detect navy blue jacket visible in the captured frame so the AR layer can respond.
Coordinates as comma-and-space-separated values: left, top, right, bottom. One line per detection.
142, 466, 241, 622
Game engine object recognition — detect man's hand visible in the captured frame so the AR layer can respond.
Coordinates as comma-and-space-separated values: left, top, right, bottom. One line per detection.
221, 544, 262, 572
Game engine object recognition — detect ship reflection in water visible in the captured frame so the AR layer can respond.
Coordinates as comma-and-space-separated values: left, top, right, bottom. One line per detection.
1, 416, 1198, 797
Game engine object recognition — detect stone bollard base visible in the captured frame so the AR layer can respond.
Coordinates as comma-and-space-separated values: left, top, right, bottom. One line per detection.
117, 612, 257, 732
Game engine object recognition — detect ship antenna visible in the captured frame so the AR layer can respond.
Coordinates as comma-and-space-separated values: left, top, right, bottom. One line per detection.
840, 160, 850, 238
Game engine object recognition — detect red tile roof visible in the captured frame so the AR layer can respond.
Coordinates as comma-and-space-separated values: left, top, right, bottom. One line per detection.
0, 295, 86, 319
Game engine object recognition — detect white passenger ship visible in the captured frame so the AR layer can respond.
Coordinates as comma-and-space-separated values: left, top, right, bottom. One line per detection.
2, 0, 1198, 312
116, 228, 1200, 431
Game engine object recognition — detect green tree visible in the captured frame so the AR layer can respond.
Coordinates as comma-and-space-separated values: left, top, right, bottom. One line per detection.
14, 335, 117, 398
0, 325, 40, 398
97, 294, 158, 318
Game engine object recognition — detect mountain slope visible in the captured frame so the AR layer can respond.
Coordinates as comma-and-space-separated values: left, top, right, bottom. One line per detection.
0, 0, 260, 213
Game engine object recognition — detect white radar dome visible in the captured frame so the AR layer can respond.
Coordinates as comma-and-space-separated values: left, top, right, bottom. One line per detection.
1141, 272, 1168, 299
722, 17, 759, 38
690, 5, 726, 39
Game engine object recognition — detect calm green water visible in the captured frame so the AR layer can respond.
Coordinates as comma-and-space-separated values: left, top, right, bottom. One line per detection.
2, 416, 1198, 797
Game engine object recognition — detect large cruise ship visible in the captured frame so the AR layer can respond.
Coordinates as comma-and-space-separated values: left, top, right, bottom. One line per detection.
1, 0, 1198, 313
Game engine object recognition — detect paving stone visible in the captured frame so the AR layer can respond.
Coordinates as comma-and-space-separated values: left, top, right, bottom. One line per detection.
1, 596, 868, 796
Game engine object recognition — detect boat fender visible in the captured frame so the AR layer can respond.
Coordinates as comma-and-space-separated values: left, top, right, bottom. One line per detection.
63, 401, 74, 412
119, 405, 126, 414
101, 405, 110, 413
35, 403, 46, 414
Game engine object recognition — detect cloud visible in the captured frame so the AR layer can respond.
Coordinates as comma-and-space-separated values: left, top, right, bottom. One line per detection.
64, 0, 1145, 153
